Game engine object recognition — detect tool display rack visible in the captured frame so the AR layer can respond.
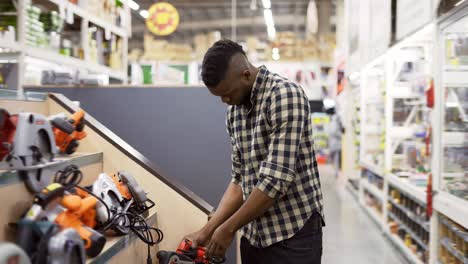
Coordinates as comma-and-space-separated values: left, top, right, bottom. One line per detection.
0, 90, 213, 263
0, 0, 131, 89
352, 3, 468, 264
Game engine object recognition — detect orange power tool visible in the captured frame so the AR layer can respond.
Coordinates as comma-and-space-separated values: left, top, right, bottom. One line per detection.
55, 192, 106, 257
24, 183, 106, 257
51, 109, 87, 155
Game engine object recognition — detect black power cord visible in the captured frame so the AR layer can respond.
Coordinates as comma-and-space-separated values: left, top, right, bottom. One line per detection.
100, 211, 164, 264
54, 164, 83, 188
54, 165, 164, 263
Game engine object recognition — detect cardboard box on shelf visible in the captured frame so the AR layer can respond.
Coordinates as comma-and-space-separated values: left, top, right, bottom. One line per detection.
193, 31, 220, 60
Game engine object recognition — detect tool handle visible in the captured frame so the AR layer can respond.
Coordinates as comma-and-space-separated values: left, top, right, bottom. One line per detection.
84, 226, 106, 258
119, 171, 147, 203
16, 220, 36, 257
51, 117, 74, 134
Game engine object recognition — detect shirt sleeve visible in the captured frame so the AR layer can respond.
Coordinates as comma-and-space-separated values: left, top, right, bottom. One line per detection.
226, 109, 242, 185
257, 84, 307, 199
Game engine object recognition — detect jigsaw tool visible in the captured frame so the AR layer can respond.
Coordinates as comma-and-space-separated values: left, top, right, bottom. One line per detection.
157, 239, 225, 264
0, 109, 58, 192
50, 109, 87, 155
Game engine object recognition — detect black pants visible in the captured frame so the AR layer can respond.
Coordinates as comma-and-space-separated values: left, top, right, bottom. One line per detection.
240, 213, 323, 264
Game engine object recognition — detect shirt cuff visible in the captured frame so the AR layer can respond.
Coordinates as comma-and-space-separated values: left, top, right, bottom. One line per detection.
256, 161, 295, 199
231, 160, 242, 185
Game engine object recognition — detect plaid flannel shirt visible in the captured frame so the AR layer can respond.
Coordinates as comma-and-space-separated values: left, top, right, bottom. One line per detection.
227, 66, 324, 248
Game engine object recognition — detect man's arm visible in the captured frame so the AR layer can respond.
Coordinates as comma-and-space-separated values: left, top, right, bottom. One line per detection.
206, 85, 308, 257
198, 182, 244, 241
187, 111, 245, 247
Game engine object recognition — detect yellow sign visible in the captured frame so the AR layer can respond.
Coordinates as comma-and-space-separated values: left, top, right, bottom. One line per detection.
146, 2, 180, 36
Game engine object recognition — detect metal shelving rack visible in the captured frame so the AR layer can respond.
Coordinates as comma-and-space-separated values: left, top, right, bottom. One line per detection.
432, 4, 468, 264
0, 0, 130, 90
358, 55, 387, 232
355, 3, 468, 263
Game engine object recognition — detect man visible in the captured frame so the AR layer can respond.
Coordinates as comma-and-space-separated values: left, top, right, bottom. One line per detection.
325, 102, 345, 178
186, 40, 324, 264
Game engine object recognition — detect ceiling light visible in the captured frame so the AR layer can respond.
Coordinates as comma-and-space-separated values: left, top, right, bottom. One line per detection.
267, 25, 276, 40
262, 0, 271, 9
264, 9, 274, 27
272, 53, 280, 61
127, 0, 140, 11
140, 10, 149, 19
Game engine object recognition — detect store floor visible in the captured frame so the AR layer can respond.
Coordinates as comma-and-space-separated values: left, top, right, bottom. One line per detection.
320, 165, 407, 264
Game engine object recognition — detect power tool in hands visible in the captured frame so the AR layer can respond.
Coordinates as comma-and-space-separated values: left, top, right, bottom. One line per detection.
157, 239, 226, 264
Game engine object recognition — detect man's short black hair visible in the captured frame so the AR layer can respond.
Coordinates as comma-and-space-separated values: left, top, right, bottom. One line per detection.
201, 39, 246, 88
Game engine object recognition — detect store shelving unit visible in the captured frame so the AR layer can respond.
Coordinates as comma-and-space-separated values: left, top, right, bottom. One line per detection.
433, 10, 468, 264
353, 4, 468, 262
360, 56, 386, 177
387, 173, 427, 204
385, 232, 425, 264
356, 55, 386, 231
0, 0, 130, 88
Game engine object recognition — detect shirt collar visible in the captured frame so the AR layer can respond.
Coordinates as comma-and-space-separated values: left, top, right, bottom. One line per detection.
249, 65, 268, 107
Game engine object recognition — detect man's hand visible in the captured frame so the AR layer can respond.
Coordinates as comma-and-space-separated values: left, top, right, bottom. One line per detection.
205, 224, 236, 259
184, 228, 211, 248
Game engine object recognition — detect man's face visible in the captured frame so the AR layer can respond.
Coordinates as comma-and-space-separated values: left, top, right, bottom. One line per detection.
208, 68, 252, 106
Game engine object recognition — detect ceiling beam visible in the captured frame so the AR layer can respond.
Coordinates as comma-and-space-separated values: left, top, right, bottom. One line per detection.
138, 1, 310, 8
132, 14, 306, 33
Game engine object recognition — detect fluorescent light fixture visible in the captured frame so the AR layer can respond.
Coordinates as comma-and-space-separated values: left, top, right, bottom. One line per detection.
262, 0, 271, 9
455, 0, 466, 6
127, 0, 139, 11
272, 47, 279, 54
267, 25, 276, 40
445, 102, 458, 107
140, 10, 149, 19
250, 0, 257, 10
263, 9, 274, 27
272, 53, 280, 60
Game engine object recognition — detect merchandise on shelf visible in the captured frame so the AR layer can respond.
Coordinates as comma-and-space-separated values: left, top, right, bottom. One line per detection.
362, 168, 384, 190
363, 190, 382, 216
361, 65, 386, 171
441, 22, 468, 202
87, 26, 123, 69
138, 34, 194, 62
78, 0, 124, 28
0, 1, 17, 43
311, 113, 330, 152
388, 43, 433, 194
438, 214, 468, 264
0, 1, 17, 37
352, 89, 361, 168
25, 5, 47, 48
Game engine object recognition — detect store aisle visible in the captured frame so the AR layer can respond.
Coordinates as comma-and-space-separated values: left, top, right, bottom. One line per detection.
320, 165, 407, 264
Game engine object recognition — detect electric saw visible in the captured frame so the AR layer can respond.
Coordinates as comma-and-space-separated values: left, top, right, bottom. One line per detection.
0, 109, 58, 192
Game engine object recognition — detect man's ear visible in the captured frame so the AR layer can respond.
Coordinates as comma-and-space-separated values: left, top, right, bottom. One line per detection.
241, 69, 251, 82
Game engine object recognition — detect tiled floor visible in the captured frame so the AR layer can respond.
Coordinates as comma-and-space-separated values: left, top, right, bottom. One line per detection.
320, 165, 408, 264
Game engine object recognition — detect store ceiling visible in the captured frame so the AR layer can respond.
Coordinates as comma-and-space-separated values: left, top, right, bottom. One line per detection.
129, 0, 336, 49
